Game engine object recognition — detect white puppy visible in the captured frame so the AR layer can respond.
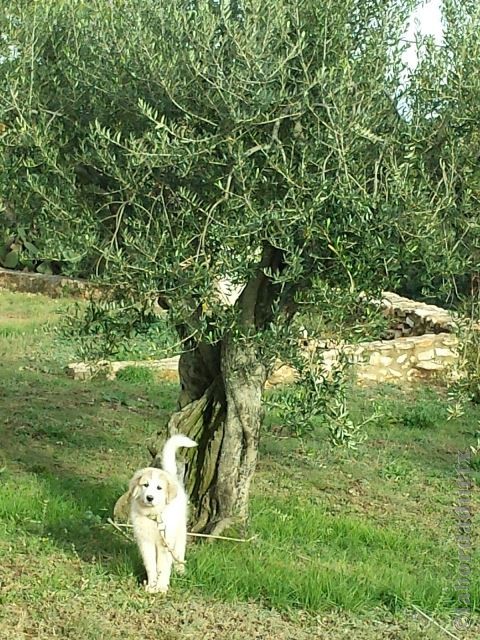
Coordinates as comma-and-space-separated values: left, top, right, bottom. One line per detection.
127, 434, 197, 594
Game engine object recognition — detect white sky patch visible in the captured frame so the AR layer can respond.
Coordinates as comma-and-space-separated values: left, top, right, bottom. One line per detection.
396, 0, 445, 117
402, 0, 444, 71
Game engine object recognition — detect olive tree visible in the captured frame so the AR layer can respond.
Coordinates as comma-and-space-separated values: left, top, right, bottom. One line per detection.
0, 0, 469, 533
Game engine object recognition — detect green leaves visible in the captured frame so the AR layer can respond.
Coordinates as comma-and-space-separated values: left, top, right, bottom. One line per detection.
0, 0, 478, 350
2, 250, 19, 269
0, 228, 42, 271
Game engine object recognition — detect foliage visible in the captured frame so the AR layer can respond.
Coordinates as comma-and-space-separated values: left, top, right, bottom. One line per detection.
61, 300, 179, 362
2, 0, 480, 461
267, 350, 372, 446
0, 223, 53, 273
0, 0, 465, 336
400, 0, 480, 305
449, 313, 480, 407
446, 296, 480, 476
398, 404, 441, 431
369, 387, 447, 431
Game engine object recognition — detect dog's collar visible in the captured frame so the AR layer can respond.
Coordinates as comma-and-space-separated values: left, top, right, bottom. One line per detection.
146, 512, 165, 531
144, 512, 184, 565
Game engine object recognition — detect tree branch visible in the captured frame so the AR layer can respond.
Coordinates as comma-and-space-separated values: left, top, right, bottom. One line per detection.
237, 242, 277, 327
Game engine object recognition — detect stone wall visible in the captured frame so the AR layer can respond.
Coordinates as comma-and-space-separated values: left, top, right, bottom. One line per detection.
66, 293, 463, 386
351, 293, 460, 384
66, 357, 180, 382
341, 332, 458, 384
0, 267, 100, 299
271, 293, 462, 387
380, 292, 456, 337
0, 271, 458, 387
266, 332, 459, 388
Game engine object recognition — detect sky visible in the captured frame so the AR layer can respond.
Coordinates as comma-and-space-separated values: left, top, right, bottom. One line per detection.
403, 0, 444, 70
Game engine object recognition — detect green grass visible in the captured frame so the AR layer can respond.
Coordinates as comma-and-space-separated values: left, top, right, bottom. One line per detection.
116, 365, 156, 384
0, 289, 479, 639
188, 496, 461, 614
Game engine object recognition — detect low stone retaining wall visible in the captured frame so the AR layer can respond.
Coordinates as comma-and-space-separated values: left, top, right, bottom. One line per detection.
66, 357, 180, 381
0, 267, 100, 299
66, 294, 464, 387
266, 333, 459, 387
338, 332, 458, 384
66, 331, 460, 387
0, 269, 462, 386
380, 292, 456, 337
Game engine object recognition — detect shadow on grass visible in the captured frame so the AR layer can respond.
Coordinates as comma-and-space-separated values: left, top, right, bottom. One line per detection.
7, 447, 137, 567
2, 369, 478, 605
0, 372, 176, 577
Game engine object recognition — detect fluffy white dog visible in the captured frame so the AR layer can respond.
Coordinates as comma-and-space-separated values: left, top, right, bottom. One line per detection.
127, 434, 197, 594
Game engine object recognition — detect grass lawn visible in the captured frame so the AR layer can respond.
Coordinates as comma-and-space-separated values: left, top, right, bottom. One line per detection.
0, 289, 479, 639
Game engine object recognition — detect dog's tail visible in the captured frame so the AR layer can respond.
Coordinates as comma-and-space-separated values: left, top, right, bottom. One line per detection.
161, 434, 197, 477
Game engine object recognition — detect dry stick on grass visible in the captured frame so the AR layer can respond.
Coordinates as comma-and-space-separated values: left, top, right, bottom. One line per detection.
187, 532, 258, 543
107, 518, 134, 541
106, 518, 258, 544
410, 604, 462, 640
107, 520, 132, 528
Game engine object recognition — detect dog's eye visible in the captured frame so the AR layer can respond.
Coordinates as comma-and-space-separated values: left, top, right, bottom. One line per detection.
157, 485, 162, 491
143, 482, 149, 488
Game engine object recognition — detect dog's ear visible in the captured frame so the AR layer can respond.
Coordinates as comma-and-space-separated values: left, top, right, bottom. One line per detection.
113, 491, 130, 522
127, 469, 146, 500
166, 477, 178, 504
114, 469, 145, 520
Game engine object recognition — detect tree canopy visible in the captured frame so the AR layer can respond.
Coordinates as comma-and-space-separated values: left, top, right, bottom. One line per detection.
1, 0, 480, 531
1, 0, 464, 329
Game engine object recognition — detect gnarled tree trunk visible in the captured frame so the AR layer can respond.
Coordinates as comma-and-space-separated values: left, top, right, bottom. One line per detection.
147, 243, 286, 535
149, 335, 267, 535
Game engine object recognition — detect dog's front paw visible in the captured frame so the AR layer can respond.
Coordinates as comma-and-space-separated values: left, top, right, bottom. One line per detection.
174, 562, 186, 575
144, 582, 168, 594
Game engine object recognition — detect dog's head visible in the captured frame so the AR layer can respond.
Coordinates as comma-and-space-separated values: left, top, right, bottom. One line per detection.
127, 467, 178, 510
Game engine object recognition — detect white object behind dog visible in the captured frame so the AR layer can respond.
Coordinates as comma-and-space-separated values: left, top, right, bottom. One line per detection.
127, 434, 197, 593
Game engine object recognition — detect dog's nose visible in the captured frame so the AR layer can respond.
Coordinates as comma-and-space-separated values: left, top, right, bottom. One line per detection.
146, 495, 154, 503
